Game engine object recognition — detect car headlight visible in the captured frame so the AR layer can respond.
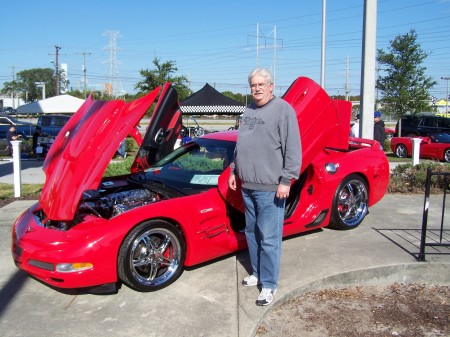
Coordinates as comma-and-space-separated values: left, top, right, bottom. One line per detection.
56, 262, 93, 273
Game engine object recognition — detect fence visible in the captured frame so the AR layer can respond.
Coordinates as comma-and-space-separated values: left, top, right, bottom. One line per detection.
417, 167, 450, 261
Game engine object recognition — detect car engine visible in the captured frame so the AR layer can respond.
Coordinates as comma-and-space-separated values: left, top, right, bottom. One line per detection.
36, 187, 160, 231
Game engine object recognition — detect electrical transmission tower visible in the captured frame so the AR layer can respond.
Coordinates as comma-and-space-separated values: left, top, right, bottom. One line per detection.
103, 30, 123, 97
248, 24, 282, 86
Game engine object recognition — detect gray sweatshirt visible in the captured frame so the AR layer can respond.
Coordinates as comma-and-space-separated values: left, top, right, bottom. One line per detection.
232, 97, 302, 191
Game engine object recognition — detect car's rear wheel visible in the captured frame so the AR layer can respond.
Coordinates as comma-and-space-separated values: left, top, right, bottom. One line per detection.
118, 220, 185, 292
395, 144, 408, 158
444, 149, 450, 163
329, 174, 368, 230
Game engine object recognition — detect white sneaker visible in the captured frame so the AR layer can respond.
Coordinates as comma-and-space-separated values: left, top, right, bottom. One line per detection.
242, 275, 258, 287
256, 288, 277, 306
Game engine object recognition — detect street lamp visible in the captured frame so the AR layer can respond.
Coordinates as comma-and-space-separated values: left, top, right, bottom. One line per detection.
442, 77, 450, 117
35, 82, 46, 100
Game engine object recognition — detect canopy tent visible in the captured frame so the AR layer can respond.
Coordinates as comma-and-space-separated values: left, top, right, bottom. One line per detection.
17, 95, 85, 114
180, 83, 246, 115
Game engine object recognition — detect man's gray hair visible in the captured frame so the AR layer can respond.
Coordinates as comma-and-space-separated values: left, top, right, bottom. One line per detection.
248, 68, 274, 85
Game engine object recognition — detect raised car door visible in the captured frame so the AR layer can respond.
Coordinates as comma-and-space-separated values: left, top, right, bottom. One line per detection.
131, 83, 183, 172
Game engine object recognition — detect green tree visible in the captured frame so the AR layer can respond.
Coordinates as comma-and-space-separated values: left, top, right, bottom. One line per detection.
1, 68, 69, 102
135, 58, 190, 100
377, 30, 436, 120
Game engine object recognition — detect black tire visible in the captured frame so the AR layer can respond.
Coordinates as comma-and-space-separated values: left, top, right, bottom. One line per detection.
329, 174, 369, 230
118, 220, 185, 292
395, 144, 408, 158
444, 148, 450, 163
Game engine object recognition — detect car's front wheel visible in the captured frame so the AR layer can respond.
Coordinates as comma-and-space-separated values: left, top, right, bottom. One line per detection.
395, 144, 408, 158
329, 174, 368, 230
444, 148, 450, 163
118, 220, 186, 292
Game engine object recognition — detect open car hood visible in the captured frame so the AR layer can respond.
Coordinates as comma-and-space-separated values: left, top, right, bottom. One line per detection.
40, 87, 162, 220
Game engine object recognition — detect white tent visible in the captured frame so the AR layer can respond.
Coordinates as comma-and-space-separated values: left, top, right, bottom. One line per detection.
17, 95, 85, 114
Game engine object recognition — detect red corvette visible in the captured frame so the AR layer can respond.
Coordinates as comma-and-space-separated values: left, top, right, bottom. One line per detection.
390, 133, 450, 163
11, 77, 390, 292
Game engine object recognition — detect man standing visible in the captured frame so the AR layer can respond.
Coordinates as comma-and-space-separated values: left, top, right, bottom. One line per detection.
373, 111, 386, 150
6, 125, 20, 156
228, 68, 302, 306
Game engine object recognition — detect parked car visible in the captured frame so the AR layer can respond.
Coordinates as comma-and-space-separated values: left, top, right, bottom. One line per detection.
394, 114, 450, 137
1, 107, 16, 115
0, 113, 35, 139
11, 77, 390, 293
390, 133, 450, 163
385, 127, 395, 140
37, 114, 71, 137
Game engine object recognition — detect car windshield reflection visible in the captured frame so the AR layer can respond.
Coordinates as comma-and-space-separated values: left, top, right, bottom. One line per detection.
429, 133, 450, 143
140, 138, 235, 194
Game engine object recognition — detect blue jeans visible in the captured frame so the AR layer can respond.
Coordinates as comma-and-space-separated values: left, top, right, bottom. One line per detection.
242, 188, 285, 290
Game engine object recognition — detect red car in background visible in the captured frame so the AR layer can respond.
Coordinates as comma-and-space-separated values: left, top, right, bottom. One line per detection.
385, 127, 395, 140
11, 77, 390, 293
391, 133, 450, 162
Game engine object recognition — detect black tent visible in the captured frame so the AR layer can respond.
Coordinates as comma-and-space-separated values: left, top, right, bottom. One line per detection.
180, 83, 245, 115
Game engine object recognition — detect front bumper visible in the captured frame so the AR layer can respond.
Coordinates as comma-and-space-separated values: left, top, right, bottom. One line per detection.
11, 205, 118, 289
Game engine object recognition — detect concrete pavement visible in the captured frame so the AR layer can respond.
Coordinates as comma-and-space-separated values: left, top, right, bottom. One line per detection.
1, 194, 450, 336
1, 157, 449, 336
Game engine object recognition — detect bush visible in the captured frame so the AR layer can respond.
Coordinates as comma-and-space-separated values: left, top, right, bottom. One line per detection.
388, 162, 450, 194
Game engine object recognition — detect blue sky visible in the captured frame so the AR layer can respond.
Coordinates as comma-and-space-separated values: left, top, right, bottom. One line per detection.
1, 0, 449, 99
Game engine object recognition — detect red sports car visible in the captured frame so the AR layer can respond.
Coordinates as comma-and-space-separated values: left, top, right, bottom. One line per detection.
11, 77, 390, 292
391, 133, 450, 163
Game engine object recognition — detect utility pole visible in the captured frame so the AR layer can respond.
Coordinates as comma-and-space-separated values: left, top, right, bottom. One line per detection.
359, 0, 377, 140
77, 51, 92, 98
10, 66, 16, 108
321, 0, 327, 88
54, 46, 61, 96
345, 56, 350, 101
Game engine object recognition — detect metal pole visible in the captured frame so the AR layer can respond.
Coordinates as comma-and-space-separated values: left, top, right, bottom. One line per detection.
442, 77, 449, 117
359, 0, 377, 140
55, 45, 61, 96
320, 0, 326, 88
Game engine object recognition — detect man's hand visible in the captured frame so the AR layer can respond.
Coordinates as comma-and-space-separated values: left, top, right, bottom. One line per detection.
228, 174, 237, 191
276, 184, 291, 199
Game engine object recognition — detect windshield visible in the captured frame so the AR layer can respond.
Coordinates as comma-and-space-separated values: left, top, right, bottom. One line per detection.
429, 133, 450, 143
134, 138, 236, 195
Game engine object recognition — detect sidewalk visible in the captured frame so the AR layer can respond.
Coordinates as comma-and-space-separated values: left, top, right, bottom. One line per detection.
1, 194, 449, 337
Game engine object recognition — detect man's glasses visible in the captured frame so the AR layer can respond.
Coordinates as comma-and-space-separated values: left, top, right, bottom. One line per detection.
250, 82, 270, 89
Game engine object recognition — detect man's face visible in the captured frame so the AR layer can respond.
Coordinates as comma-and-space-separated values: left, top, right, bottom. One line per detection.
250, 75, 274, 107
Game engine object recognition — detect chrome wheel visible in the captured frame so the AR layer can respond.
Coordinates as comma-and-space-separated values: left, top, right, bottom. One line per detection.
444, 149, 450, 163
330, 174, 368, 230
118, 221, 185, 291
395, 144, 408, 158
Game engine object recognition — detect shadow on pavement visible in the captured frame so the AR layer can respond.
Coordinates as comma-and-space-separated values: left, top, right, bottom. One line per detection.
373, 227, 450, 260
0, 270, 29, 319
0, 160, 44, 179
